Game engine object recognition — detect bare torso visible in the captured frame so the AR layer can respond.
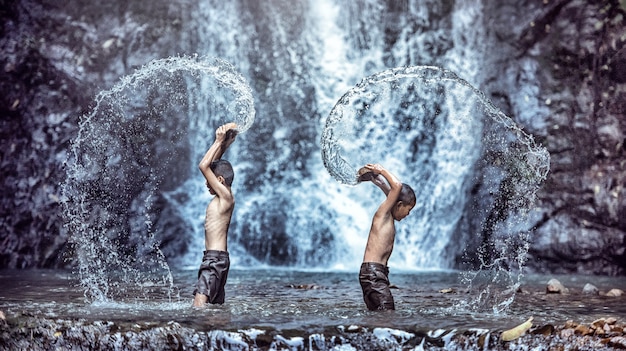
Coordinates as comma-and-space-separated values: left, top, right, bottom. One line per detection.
203, 196, 234, 251
363, 213, 395, 265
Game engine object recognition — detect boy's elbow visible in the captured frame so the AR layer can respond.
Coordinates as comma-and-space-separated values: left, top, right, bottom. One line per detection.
391, 179, 402, 189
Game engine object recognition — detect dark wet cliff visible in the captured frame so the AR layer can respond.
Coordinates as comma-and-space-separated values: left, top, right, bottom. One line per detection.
0, 0, 624, 274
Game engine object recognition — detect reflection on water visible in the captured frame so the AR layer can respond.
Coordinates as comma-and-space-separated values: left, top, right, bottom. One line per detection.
1, 269, 624, 333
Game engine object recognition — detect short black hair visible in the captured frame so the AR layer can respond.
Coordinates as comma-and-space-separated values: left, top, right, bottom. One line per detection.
399, 183, 416, 206
210, 159, 234, 186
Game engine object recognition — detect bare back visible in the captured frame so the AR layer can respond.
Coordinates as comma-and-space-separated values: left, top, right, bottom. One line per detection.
204, 192, 235, 251
203, 190, 234, 251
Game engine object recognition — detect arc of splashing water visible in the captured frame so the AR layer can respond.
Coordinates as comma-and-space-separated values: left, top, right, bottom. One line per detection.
62, 55, 256, 302
76, 56, 255, 139
321, 65, 549, 185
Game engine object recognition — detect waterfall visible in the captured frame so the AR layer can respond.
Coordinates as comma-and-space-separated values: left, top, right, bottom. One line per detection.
167, 0, 548, 272
182, 0, 510, 271
63, 1, 551, 304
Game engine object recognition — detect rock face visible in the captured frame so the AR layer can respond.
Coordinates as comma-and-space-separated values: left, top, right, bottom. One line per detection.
505, 0, 626, 275
465, 0, 626, 275
0, 0, 624, 274
0, 0, 189, 268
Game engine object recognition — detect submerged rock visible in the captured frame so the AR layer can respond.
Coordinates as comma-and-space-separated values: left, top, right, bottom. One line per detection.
582, 283, 599, 295
546, 278, 568, 294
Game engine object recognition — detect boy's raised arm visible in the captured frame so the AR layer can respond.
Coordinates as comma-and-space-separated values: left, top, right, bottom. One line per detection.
199, 123, 237, 200
371, 174, 391, 196
362, 164, 401, 215
199, 123, 237, 168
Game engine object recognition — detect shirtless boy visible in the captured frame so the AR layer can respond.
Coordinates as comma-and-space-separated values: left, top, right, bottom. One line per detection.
357, 163, 416, 311
193, 122, 238, 307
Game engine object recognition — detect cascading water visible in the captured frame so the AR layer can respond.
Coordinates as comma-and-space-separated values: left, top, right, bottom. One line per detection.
62, 1, 551, 312
61, 56, 255, 301
181, 0, 500, 270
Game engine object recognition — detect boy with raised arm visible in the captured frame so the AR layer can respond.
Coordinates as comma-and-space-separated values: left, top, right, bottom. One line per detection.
357, 163, 416, 311
193, 122, 238, 307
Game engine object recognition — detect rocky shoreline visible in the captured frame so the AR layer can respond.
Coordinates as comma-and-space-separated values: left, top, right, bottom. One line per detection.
1, 277, 624, 350
1, 311, 625, 351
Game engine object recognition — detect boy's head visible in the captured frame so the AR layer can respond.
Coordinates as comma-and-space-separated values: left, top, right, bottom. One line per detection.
207, 159, 234, 191
392, 183, 416, 221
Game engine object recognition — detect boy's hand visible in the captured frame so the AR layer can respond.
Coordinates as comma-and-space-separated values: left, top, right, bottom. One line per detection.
215, 123, 238, 142
364, 163, 384, 174
223, 123, 238, 149
357, 166, 374, 182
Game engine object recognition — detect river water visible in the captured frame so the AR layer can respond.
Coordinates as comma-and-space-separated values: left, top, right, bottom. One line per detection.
2, 269, 624, 332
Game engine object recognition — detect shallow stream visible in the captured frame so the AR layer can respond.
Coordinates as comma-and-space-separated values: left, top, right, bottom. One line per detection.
2, 269, 624, 333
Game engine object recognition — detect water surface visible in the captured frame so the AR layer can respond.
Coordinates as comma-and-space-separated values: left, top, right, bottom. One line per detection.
1, 269, 624, 334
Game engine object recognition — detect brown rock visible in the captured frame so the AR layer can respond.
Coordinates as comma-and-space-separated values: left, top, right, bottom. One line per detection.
606, 317, 617, 325
501, 317, 533, 342
532, 324, 555, 336
606, 289, 624, 297
575, 324, 593, 336
478, 333, 487, 349
610, 325, 625, 335
592, 318, 607, 329
595, 326, 607, 337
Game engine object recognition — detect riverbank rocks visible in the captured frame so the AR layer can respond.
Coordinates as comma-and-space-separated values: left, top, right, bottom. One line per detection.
562, 318, 626, 338
2, 315, 625, 351
546, 278, 568, 294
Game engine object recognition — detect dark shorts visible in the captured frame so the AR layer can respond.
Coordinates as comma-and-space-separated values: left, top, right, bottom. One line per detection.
193, 250, 230, 304
359, 262, 395, 311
